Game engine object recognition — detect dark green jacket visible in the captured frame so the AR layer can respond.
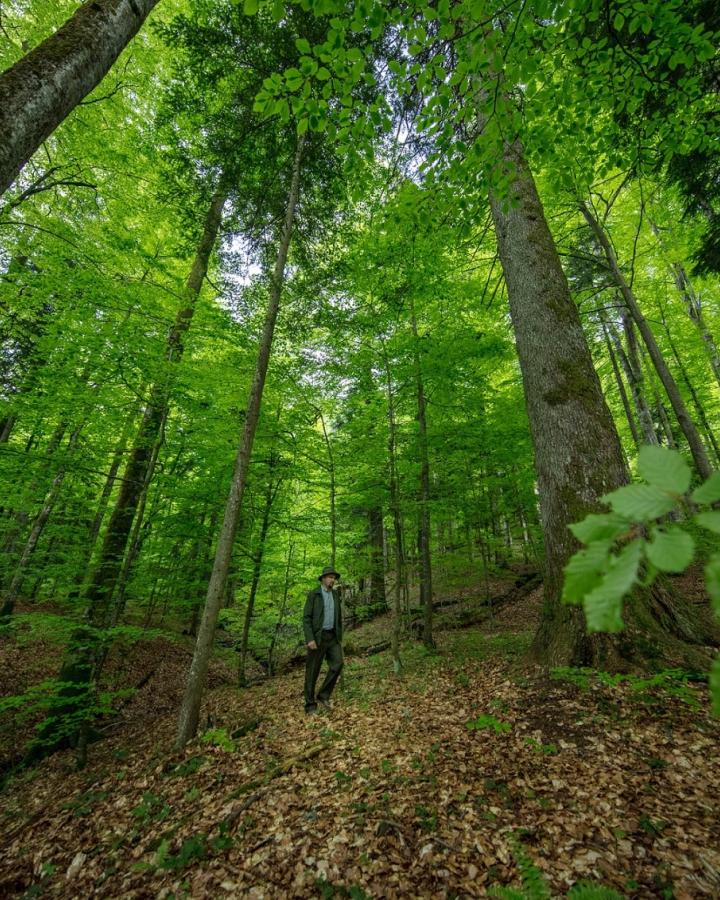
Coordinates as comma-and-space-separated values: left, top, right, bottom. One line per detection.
303, 586, 343, 644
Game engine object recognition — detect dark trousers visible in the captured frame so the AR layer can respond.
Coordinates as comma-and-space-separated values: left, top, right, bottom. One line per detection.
304, 629, 343, 711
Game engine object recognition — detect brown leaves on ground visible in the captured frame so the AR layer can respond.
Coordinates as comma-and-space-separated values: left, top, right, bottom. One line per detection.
1, 586, 719, 899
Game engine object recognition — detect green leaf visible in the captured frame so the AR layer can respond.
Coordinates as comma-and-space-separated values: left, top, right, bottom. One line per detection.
582, 540, 642, 633
637, 445, 691, 494
243, 0, 259, 14
569, 512, 631, 544
562, 540, 613, 604
692, 472, 720, 505
316, 67, 331, 81
696, 511, 720, 534
613, 12, 625, 30
297, 118, 309, 135
295, 38, 311, 54
705, 553, 720, 615
646, 527, 695, 573
601, 484, 676, 520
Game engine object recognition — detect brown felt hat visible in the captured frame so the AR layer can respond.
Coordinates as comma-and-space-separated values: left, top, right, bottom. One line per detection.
318, 566, 340, 581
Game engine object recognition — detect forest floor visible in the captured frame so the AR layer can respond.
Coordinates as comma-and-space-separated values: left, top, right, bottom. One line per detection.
1, 576, 719, 899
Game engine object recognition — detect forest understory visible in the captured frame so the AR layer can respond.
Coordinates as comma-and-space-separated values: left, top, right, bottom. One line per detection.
2, 574, 718, 900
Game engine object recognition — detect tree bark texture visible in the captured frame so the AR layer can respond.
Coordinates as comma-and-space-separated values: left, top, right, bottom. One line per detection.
490, 144, 628, 666
0, 0, 161, 195
176, 136, 305, 749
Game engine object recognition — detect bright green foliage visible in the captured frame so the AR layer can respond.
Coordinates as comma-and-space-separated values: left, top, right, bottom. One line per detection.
564, 445, 720, 708
465, 714, 511, 734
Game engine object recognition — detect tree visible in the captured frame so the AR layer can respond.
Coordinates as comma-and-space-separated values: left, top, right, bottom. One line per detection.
0, 0, 162, 195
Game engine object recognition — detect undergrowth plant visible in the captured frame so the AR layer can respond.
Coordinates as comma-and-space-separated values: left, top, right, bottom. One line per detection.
562, 445, 720, 712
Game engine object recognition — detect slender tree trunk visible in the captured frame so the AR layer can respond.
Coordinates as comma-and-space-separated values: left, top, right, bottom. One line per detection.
0, 425, 82, 621
382, 347, 405, 674
314, 410, 337, 570
0, 414, 16, 443
176, 137, 305, 749
367, 505, 387, 610
609, 315, 658, 445
0, 0, 161, 195
601, 320, 641, 448
66, 404, 138, 601
268, 539, 293, 676
661, 315, 720, 463
80, 188, 225, 627
409, 296, 434, 650
581, 201, 713, 479
238, 472, 279, 687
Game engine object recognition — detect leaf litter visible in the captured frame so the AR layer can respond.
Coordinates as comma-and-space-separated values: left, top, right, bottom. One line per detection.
1, 583, 718, 898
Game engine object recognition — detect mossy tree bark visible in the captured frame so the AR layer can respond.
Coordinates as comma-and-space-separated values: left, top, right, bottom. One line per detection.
490, 144, 720, 668
0, 0, 161, 195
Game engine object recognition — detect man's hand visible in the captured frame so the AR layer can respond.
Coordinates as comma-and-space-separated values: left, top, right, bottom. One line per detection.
307, 640, 318, 650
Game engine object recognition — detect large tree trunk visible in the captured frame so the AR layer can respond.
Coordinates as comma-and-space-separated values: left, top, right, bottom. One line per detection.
0, 0, 161, 195
490, 144, 628, 665
491, 146, 719, 668
409, 296, 434, 650
581, 200, 713, 480
176, 136, 305, 750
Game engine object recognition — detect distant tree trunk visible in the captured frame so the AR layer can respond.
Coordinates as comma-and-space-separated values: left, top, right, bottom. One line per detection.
238, 469, 279, 687
382, 344, 405, 674
66, 404, 138, 601
661, 313, 720, 464
610, 314, 658, 445
491, 145, 719, 668
80, 187, 225, 627
268, 539, 293, 676
0, 0, 161, 195
0, 415, 16, 443
600, 319, 641, 449
0, 425, 82, 621
176, 136, 305, 750
313, 408, 337, 569
581, 201, 713, 480
409, 296, 434, 650
367, 505, 387, 610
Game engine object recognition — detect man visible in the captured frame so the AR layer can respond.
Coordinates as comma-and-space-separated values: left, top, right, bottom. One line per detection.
303, 566, 343, 714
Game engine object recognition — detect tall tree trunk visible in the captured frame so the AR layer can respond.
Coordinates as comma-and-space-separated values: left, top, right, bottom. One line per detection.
80, 188, 225, 627
176, 136, 305, 750
580, 200, 713, 479
490, 144, 628, 665
316, 409, 337, 569
0, 0, 161, 195
238, 471, 279, 687
0, 415, 16, 444
409, 296, 434, 650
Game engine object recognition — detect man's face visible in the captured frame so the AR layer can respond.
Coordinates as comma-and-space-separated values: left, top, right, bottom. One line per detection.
322, 574, 336, 589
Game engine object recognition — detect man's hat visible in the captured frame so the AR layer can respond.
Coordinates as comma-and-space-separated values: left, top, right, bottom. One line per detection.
318, 566, 341, 581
